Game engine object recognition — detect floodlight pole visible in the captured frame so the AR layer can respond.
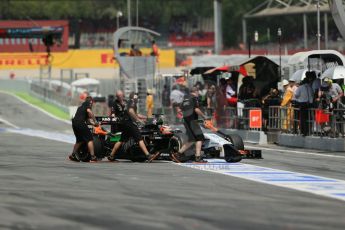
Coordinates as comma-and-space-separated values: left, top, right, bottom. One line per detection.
127, 0, 131, 27
214, 0, 223, 54
116, 11, 123, 30
317, 0, 321, 50
278, 28, 282, 79
136, 0, 139, 27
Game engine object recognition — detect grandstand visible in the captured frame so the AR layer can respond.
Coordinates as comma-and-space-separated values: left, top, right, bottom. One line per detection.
168, 17, 214, 47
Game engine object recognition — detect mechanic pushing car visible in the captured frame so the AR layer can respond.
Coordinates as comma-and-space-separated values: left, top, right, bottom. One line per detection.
69, 96, 99, 162
107, 90, 158, 162
172, 87, 208, 163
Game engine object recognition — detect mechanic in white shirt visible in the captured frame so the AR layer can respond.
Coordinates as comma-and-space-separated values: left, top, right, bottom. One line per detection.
170, 85, 185, 122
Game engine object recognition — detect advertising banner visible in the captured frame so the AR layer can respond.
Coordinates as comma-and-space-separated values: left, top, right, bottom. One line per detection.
0, 49, 175, 69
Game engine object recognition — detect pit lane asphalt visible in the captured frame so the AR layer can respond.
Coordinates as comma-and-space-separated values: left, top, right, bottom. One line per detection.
1, 92, 345, 230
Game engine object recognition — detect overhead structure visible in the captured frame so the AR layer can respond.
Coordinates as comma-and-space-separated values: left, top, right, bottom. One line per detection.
329, 0, 345, 41
243, 0, 331, 49
113, 26, 160, 112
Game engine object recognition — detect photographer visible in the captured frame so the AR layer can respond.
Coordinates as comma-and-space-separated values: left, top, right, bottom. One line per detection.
318, 78, 344, 108
317, 78, 344, 136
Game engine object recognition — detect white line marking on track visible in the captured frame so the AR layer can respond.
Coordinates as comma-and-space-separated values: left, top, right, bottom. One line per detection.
1, 128, 75, 144
245, 145, 345, 159
0, 91, 71, 125
0, 117, 19, 129
179, 159, 345, 202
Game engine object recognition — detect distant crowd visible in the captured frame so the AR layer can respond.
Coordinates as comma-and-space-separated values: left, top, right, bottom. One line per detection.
159, 72, 345, 137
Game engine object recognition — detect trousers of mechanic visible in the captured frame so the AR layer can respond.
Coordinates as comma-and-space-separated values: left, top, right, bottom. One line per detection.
174, 87, 208, 163
69, 96, 99, 162
107, 90, 156, 162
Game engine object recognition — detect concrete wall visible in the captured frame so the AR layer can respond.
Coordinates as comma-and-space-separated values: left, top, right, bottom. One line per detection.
278, 134, 345, 152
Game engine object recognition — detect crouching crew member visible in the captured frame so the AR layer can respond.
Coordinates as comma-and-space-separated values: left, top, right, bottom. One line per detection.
172, 87, 208, 163
107, 90, 158, 162
69, 96, 98, 162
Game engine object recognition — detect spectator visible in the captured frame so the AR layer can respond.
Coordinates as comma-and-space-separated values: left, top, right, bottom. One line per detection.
294, 75, 314, 136
151, 40, 159, 58
225, 76, 237, 107
238, 76, 259, 129
170, 85, 184, 123
311, 71, 321, 94
201, 82, 209, 106
281, 79, 294, 107
281, 79, 294, 130
215, 78, 228, 127
238, 76, 259, 107
206, 84, 217, 117
262, 88, 281, 130
318, 77, 344, 107
129, 44, 142, 56
317, 77, 344, 136
194, 81, 203, 102
162, 84, 171, 107
146, 89, 154, 118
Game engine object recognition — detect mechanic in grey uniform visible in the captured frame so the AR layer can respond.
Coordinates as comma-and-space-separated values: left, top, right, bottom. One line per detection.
69, 96, 98, 162
107, 90, 158, 162
172, 87, 208, 163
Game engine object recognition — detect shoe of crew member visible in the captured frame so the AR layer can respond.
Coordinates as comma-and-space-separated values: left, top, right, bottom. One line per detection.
171, 151, 189, 163
193, 156, 207, 163
68, 152, 79, 162
90, 155, 98, 163
107, 155, 119, 162
146, 152, 161, 163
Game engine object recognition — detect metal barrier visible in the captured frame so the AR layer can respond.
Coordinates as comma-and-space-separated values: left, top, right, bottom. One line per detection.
160, 105, 262, 131
30, 82, 109, 117
268, 106, 345, 138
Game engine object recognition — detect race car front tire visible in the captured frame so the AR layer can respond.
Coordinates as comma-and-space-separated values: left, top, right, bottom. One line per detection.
223, 133, 244, 163
228, 134, 244, 150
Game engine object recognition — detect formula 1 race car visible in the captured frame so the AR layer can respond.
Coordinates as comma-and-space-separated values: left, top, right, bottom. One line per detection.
200, 120, 262, 162
74, 115, 182, 162
74, 115, 262, 163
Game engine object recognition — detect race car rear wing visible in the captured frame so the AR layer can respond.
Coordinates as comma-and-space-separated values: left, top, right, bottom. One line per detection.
95, 116, 119, 125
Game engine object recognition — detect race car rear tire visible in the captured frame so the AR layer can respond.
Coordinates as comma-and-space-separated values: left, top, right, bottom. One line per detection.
93, 135, 104, 159
76, 144, 91, 162
228, 134, 244, 150
169, 135, 183, 153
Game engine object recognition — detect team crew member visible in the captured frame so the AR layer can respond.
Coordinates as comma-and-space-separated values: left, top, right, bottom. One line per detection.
69, 96, 98, 162
172, 87, 208, 163
107, 90, 157, 162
